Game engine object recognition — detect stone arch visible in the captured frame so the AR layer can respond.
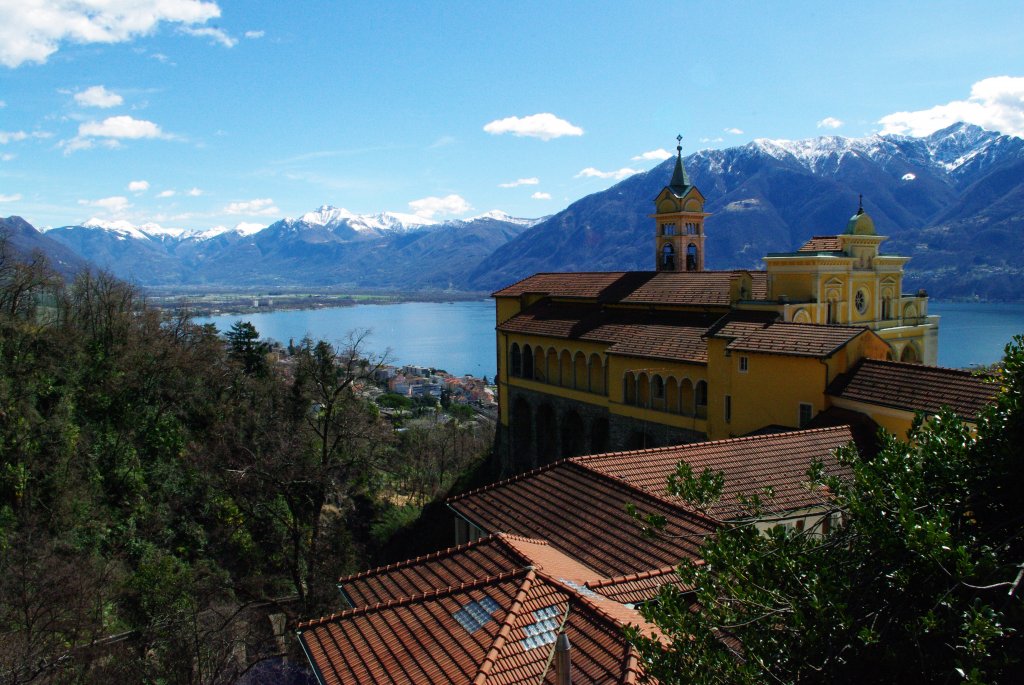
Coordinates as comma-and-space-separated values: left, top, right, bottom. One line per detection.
623, 373, 636, 405
573, 351, 587, 390
880, 287, 895, 320
694, 380, 708, 419
660, 243, 676, 270
666, 376, 680, 414
561, 410, 586, 458
546, 348, 559, 384
535, 403, 558, 464
886, 346, 895, 361
521, 344, 534, 379
510, 342, 522, 377
532, 345, 545, 382
511, 397, 532, 463
903, 302, 918, 321
900, 342, 920, 364
792, 308, 812, 324
651, 374, 666, 411
686, 243, 698, 271
680, 377, 694, 416
559, 349, 572, 387
589, 354, 605, 394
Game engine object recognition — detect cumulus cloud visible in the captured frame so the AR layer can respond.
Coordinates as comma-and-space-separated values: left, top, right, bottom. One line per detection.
157, 189, 176, 198
244, 30, 265, 39
128, 180, 149, 193
0, 193, 22, 202
74, 85, 123, 108
0, 0, 222, 68
531, 192, 552, 200
483, 113, 583, 141
180, 26, 237, 48
65, 115, 169, 153
632, 148, 672, 161
575, 167, 640, 180
224, 198, 278, 215
0, 130, 50, 144
878, 76, 1024, 137
408, 194, 471, 219
187, 187, 203, 196
817, 116, 844, 129
79, 195, 130, 214
498, 177, 539, 188
724, 127, 744, 135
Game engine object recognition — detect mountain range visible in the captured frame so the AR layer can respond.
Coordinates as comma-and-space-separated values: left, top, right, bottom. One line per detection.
3, 122, 1023, 300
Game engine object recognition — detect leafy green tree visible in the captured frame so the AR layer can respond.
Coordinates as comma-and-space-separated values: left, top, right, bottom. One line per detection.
631, 337, 1024, 684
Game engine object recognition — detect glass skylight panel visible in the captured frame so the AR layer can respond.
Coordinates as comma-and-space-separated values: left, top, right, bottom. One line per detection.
559, 578, 601, 599
452, 595, 500, 634
519, 604, 562, 651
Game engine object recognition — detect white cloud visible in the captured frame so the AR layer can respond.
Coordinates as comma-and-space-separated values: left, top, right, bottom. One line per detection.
575, 167, 640, 180
498, 177, 540, 188
224, 198, 279, 215
632, 148, 672, 161
244, 30, 265, 39
74, 85, 123, 108
180, 26, 237, 48
128, 180, 149, 193
157, 189, 176, 198
0, 100, 5, 108
0, 0, 222, 68
79, 195, 130, 214
187, 187, 203, 196
817, 116, 844, 129
79, 115, 166, 139
878, 76, 1024, 138
531, 192, 552, 200
0, 130, 50, 144
724, 127, 744, 135
0, 153, 14, 161
408, 194, 471, 219
483, 113, 583, 141
0, 193, 22, 202
699, 137, 724, 143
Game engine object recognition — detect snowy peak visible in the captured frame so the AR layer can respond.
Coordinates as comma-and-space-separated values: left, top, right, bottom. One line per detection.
295, 205, 437, 233
459, 210, 541, 227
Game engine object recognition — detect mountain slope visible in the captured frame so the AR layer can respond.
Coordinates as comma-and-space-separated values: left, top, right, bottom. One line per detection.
0, 216, 91, 278
468, 123, 1024, 300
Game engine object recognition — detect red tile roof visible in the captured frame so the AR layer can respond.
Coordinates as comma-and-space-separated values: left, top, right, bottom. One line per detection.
448, 461, 719, 578
585, 565, 695, 606
827, 359, 998, 421
298, 566, 659, 684
725, 322, 868, 358
493, 270, 768, 305
798, 236, 843, 252
576, 426, 856, 520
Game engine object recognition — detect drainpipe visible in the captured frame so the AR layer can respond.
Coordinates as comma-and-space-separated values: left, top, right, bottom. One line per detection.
555, 632, 572, 685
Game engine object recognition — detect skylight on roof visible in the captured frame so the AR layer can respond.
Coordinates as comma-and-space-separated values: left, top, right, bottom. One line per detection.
519, 604, 562, 651
453, 595, 501, 634
559, 578, 602, 599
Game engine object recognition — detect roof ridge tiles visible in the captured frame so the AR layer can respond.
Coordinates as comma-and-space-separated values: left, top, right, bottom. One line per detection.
532, 568, 660, 640
447, 457, 577, 503
864, 357, 992, 377
335, 533, 515, 583
296, 566, 536, 630
586, 564, 683, 589
471, 569, 537, 684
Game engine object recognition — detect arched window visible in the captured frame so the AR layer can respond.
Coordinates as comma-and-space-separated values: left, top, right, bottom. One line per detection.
686, 243, 698, 271
522, 344, 534, 379
660, 243, 675, 270
589, 354, 604, 394
623, 374, 636, 405
694, 380, 708, 419
510, 343, 522, 377
652, 374, 665, 400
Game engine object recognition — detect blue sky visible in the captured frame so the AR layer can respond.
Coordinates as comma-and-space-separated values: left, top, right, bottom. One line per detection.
1, 1, 1023, 231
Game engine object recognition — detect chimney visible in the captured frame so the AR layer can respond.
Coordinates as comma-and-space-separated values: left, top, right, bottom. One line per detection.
555, 632, 572, 685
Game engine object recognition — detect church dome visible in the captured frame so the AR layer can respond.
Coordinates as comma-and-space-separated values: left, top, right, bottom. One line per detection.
845, 209, 875, 235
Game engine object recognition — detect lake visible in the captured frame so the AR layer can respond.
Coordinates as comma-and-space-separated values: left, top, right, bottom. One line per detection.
196, 300, 1024, 379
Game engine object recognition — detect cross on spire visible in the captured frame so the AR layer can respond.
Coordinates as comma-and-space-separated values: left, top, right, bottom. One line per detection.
676, 134, 683, 155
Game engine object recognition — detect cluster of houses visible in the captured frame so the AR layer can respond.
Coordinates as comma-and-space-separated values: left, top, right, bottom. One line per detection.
374, 364, 496, 407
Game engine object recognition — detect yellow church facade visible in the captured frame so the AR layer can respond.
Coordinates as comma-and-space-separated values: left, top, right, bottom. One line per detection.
493, 142, 947, 473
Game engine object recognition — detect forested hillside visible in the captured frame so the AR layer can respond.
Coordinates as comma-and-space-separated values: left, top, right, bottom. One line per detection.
0, 235, 488, 682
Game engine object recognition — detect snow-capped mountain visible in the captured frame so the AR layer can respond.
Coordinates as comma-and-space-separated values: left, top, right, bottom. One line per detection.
469, 123, 1024, 300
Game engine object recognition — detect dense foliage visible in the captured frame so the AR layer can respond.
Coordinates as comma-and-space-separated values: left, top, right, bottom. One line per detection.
630, 338, 1024, 683
0, 239, 489, 683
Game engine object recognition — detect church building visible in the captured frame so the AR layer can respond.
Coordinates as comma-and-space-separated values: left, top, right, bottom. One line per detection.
494, 137, 950, 473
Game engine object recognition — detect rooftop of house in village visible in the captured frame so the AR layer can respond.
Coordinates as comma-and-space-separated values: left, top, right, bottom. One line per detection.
828, 358, 998, 421
298, 561, 660, 684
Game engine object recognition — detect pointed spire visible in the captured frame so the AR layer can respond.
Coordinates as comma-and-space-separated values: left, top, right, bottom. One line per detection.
668, 133, 691, 194
857, 193, 864, 215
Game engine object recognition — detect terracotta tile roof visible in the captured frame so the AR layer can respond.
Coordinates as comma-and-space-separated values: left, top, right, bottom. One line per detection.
575, 426, 857, 520
498, 301, 716, 363
725, 321, 868, 358
338, 534, 604, 608
493, 270, 769, 305
704, 310, 780, 339
827, 359, 998, 421
298, 566, 659, 684
586, 565, 695, 606
448, 461, 719, 579
798, 235, 843, 252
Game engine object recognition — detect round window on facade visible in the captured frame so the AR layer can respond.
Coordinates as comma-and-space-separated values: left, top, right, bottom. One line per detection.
855, 289, 868, 315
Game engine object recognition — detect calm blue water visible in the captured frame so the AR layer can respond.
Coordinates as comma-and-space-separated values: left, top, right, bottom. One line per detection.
196, 300, 1024, 378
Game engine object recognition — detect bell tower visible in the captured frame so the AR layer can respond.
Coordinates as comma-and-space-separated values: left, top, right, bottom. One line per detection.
651, 135, 708, 272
